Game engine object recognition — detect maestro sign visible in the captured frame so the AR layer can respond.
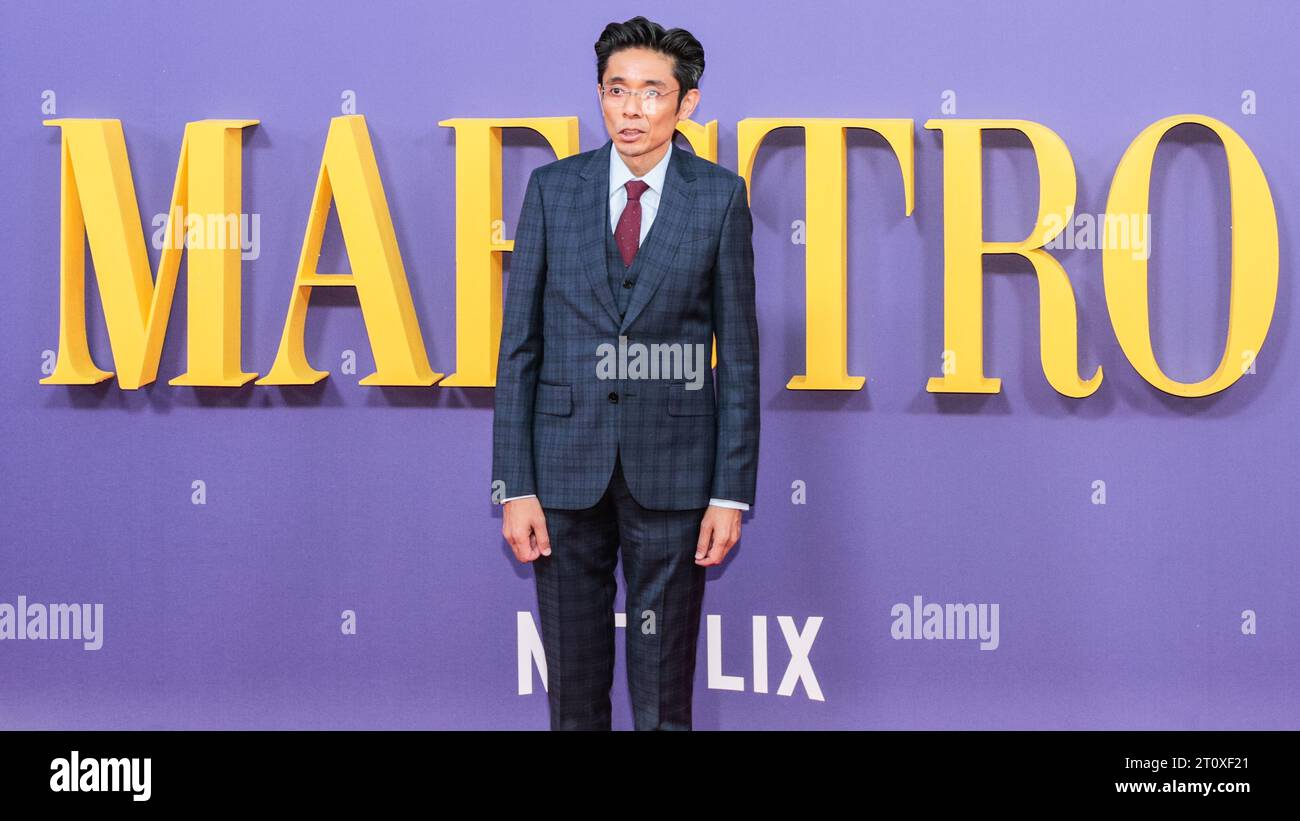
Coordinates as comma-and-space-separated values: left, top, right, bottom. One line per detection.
39, 113, 1277, 398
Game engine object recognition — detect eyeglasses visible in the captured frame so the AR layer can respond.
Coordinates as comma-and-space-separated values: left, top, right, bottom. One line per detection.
599, 84, 681, 105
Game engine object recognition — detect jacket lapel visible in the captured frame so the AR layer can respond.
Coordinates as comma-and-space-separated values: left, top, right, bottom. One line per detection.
579, 141, 623, 327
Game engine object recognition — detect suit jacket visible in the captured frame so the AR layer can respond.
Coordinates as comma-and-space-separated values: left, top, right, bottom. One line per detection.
492, 137, 759, 511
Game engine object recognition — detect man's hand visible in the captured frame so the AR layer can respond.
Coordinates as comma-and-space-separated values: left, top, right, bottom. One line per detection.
503, 497, 551, 562
696, 505, 742, 566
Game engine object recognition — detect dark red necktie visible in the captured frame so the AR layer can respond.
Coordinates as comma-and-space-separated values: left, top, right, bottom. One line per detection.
615, 180, 650, 267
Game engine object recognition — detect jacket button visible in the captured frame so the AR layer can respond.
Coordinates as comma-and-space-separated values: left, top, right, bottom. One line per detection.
622, 279, 633, 288
608, 391, 619, 403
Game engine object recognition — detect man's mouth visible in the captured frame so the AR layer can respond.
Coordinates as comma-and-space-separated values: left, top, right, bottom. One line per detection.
619, 129, 642, 138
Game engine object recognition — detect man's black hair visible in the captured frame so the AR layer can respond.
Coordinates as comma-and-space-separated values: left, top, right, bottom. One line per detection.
594, 16, 705, 113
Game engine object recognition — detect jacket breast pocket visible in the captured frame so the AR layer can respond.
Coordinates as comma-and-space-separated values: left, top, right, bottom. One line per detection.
534, 382, 572, 416
666, 382, 715, 416
676, 232, 716, 257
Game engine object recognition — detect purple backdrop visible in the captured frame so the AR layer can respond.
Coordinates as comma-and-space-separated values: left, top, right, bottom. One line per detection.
1, 0, 1296, 729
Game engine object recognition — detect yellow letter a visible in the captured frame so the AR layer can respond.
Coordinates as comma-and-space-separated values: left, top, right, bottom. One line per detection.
259, 115, 439, 386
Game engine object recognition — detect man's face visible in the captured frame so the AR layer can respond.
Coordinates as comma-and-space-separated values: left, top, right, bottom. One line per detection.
599, 47, 699, 170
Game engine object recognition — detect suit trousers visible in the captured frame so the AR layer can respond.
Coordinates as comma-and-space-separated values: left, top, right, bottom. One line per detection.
533, 449, 709, 730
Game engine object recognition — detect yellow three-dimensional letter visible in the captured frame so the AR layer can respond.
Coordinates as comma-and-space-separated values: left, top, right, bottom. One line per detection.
41, 118, 258, 390
924, 119, 1101, 397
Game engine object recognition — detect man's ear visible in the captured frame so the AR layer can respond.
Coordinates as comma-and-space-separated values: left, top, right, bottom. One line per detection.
678, 88, 701, 121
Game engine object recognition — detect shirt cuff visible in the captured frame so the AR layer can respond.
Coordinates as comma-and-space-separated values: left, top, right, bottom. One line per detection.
501, 494, 537, 504
708, 498, 750, 511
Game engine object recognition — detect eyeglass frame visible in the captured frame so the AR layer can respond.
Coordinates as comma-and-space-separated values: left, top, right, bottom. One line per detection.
598, 84, 683, 104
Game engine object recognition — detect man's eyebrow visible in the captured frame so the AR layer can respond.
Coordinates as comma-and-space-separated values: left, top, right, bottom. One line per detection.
605, 76, 667, 86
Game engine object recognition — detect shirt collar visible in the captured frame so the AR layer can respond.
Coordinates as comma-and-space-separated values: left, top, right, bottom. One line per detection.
609, 138, 673, 198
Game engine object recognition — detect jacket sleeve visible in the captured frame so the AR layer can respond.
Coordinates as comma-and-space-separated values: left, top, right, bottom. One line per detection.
492, 167, 547, 500
709, 175, 760, 505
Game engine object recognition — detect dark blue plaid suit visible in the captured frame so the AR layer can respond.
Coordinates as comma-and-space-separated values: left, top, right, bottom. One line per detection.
493, 137, 759, 729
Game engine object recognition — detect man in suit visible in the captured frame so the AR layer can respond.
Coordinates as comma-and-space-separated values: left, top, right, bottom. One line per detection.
492, 16, 759, 730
